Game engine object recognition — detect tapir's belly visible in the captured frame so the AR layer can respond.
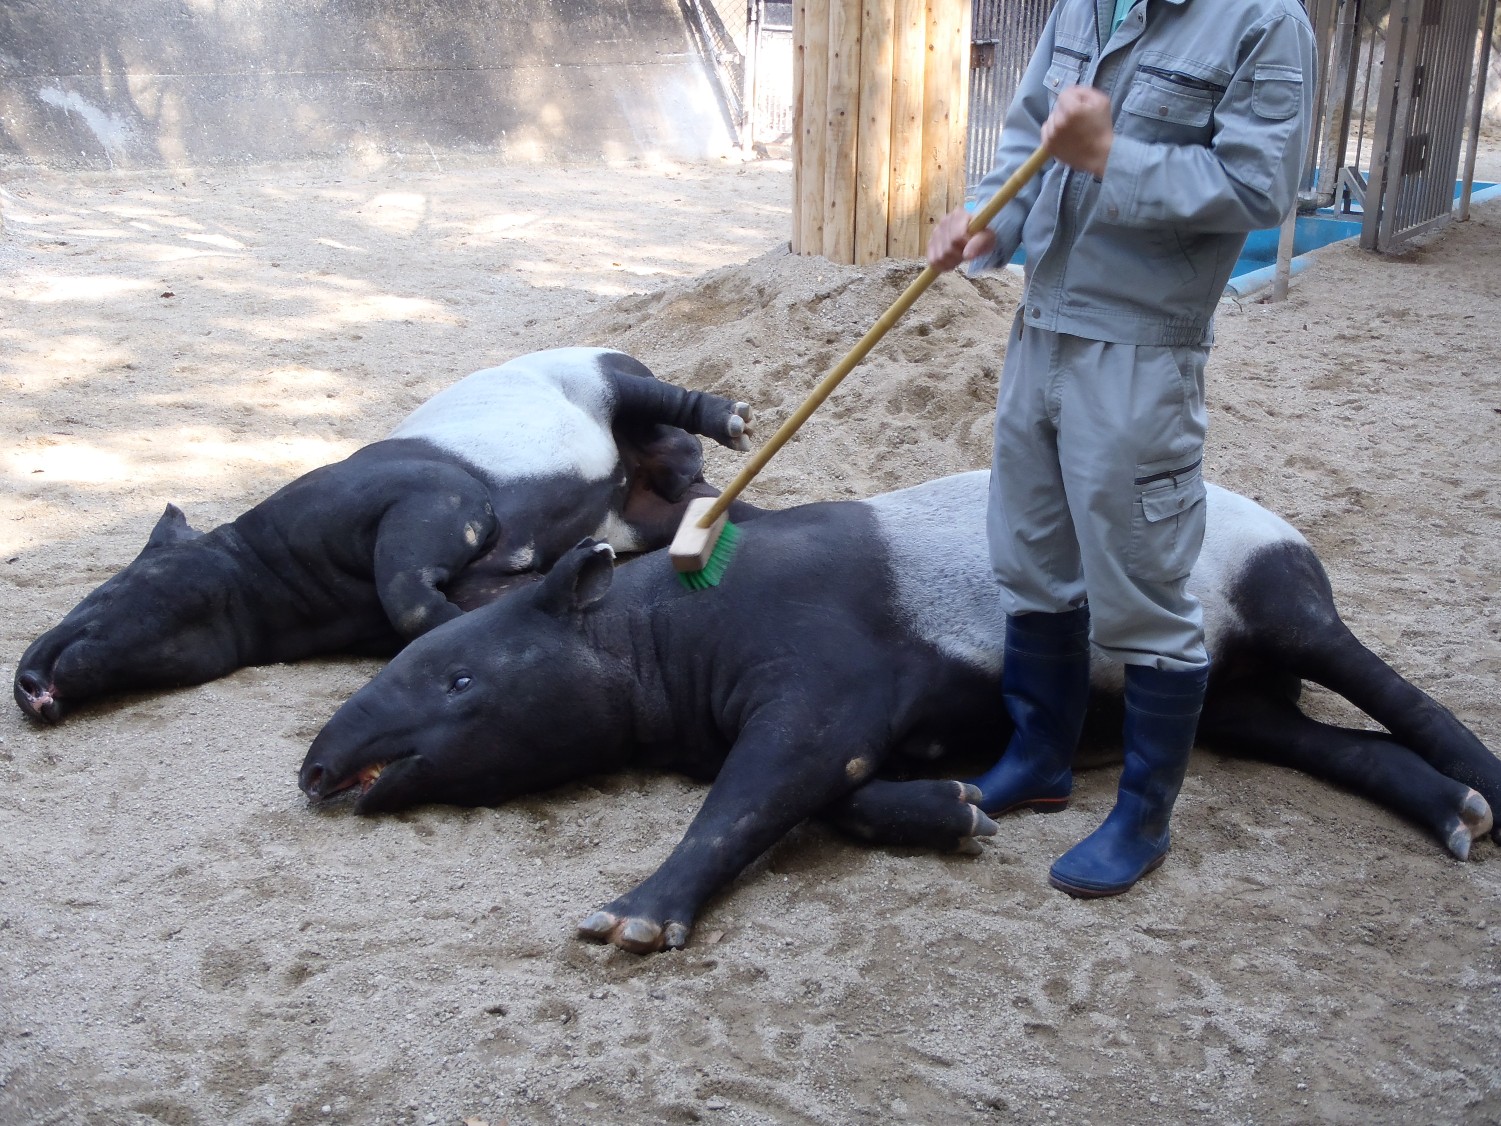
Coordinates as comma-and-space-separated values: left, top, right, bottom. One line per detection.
388, 360, 619, 483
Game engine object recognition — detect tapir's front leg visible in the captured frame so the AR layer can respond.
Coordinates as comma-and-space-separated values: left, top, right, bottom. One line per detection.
578, 712, 878, 954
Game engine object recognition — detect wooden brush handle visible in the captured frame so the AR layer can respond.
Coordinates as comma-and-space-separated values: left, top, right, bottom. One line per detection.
697, 144, 1051, 527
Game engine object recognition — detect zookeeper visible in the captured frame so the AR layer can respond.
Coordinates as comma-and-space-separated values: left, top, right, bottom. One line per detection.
927, 0, 1317, 897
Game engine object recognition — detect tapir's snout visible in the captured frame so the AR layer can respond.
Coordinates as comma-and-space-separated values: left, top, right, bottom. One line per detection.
14, 667, 64, 724
299, 697, 429, 811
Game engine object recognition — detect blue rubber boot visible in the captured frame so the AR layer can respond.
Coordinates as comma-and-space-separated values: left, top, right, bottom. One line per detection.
968, 606, 1092, 817
1048, 662, 1209, 898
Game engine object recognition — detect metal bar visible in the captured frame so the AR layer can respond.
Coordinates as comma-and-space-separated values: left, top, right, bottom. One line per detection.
1303, 0, 1339, 201
1363, 0, 1415, 249
1272, 205, 1298, 301
742, 0, 761, 155
1381, 0, 1431, 248
1394, 206, 1464, 242
1353, 8, 1379, 180
1460, 0, 1496, 220
1312, 0, 1365, 207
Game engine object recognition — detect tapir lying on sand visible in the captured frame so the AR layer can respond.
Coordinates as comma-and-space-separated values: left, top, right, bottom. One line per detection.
299, 471, 1500, 954
14, 348, 752, 723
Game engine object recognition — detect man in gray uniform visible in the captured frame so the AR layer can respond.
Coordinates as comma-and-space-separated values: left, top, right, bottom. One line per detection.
927, 0, 1315, 897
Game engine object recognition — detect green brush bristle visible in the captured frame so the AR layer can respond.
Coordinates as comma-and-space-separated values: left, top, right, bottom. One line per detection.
676, 518, 741, 590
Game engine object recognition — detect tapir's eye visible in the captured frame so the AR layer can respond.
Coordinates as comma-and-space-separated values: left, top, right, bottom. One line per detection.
448, 675, 472, 694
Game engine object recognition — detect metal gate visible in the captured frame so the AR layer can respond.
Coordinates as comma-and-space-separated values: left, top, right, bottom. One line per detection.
967, 0, 1057, 187
1360, 0, 1487, 249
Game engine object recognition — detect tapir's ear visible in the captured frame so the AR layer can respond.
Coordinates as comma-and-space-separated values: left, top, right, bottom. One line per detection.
144, 504, 202, 550
535, 540, 616, 615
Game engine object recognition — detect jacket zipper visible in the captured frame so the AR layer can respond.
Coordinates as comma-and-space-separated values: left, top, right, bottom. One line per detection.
1137, 65, 1226, 95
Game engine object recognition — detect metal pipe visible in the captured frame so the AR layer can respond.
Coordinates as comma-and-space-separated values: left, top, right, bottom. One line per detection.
1308, 0, 1364, 208
1353, 6, 1380, 178
1272, 206, 1298, 300
1460, 0, 1498, 220
741, 0, 762, 157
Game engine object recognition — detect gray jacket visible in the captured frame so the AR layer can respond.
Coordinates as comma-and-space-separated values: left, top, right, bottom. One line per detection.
970, 0, 1316, 346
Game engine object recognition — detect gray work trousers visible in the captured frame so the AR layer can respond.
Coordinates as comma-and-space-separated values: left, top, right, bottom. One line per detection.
986, 314, 1210, 671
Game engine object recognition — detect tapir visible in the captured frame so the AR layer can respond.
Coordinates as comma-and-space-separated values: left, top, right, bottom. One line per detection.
13, 347, 752, 723
298, 471, 1500, 954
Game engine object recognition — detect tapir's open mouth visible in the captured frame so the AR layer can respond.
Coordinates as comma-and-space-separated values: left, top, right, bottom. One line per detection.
301, 752, 417, 807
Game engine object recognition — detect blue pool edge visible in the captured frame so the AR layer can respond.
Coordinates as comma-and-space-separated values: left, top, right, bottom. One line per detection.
1225, 181, 1501, 298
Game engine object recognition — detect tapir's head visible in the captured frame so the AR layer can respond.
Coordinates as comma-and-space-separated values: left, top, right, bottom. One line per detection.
13, 505, 241, 723
299, 539, 628, 813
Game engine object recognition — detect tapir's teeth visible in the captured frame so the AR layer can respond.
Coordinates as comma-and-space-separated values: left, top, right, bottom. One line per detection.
356, 761, 387, 792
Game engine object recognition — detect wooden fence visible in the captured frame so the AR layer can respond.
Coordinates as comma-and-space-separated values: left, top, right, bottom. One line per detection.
791, 0, 972, 263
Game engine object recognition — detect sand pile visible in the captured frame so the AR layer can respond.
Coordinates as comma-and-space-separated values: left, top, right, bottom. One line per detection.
566, 247, 1023, 505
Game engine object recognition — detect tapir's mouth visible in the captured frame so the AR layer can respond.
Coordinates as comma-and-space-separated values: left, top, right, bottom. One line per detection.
301, 752, 417, 807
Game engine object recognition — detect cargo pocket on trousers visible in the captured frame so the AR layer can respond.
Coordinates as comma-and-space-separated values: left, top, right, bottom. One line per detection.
1126, 459, 1207, 583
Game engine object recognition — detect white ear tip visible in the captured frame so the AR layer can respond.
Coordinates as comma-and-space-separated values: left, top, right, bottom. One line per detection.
591, 542, 617, 561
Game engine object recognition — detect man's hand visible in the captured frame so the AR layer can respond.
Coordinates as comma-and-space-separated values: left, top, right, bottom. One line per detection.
1042, 85, 1114, 178
927, 207, 996, 272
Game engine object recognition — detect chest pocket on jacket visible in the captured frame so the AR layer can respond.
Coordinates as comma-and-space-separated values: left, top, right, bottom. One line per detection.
1044, 49, 1088, 102
1121, 66, 1222, 143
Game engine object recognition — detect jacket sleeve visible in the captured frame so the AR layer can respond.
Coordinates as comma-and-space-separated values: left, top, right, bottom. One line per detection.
1096, 11, 1317, 234
964, 10, 1061, 274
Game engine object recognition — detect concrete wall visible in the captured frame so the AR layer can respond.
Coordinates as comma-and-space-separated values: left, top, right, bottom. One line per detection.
0, 0, 735, 171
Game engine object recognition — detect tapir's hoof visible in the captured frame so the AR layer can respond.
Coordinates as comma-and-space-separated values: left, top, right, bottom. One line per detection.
828, 779, 998, 853
726, 403, 753, 452
1444, 789, 1494, 860
578, 910, 690, 954
956, 783, 1001, 854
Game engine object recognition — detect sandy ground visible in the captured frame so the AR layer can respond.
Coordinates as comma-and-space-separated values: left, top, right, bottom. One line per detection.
2, 153, 1500, 1125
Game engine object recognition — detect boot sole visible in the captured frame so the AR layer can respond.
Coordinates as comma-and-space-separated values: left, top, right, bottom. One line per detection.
1048, 849, 1167, 899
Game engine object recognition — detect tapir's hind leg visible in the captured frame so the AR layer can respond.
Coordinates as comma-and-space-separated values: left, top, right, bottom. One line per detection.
602, 357, 753, 451
821, 780, 999, 854
1198, 680, 1493, 859
372, 483, 497, 640
1228, 541, 1501, 845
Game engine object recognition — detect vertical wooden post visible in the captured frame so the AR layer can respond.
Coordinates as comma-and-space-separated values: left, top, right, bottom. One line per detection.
947, 1, 973, 210
888, 0, 928, 259
791, 0, 806, 253
822, 0, 864, 261
854, 0, 895, 264
798, 1, 830, 256
919, 0, 957, 241
794, 0, 972, 264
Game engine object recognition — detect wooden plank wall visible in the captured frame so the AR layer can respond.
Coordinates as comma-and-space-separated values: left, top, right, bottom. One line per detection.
793, 0, 972, 264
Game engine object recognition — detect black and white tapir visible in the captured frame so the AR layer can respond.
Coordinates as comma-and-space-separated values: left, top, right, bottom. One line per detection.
13, 348, 752, 723
298, 470, 1500, 954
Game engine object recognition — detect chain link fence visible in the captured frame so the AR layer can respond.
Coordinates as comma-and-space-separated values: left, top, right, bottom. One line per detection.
687, 1, 795, 151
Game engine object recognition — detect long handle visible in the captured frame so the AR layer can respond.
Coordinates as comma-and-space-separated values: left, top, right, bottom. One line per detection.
697, 144, 1051, 528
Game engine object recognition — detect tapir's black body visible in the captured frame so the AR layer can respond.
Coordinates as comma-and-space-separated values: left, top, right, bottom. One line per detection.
300, 472, 1500, 954
14, 348, 753, 722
